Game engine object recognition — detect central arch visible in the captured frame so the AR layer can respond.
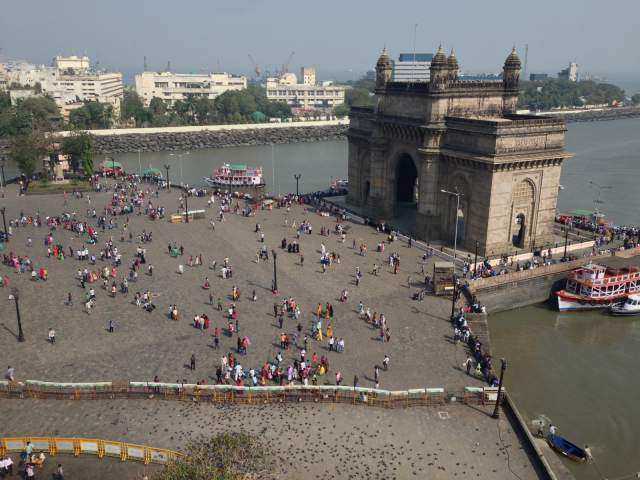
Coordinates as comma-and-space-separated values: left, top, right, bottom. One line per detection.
396, 154, 418, 204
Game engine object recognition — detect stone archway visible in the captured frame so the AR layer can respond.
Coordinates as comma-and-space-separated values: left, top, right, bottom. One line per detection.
510, 179, 536, 249
396, 154, 418, 204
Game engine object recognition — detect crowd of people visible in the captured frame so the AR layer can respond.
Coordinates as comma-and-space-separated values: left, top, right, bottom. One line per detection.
1, 171, 501, 403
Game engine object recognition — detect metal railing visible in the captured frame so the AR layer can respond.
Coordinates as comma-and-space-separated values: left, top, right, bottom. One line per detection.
0, 436, 181, 465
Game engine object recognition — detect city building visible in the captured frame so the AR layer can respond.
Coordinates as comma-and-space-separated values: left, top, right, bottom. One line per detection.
558, 62, 578, 82
347, 47, 572, 256
300, 67, 316, 85
392, 53, 433, 82
529, 73, 549, 81
134, 71, 247, 107
54, 55, 90, 74
0, 56, 123, 120
265, 67, 345, 111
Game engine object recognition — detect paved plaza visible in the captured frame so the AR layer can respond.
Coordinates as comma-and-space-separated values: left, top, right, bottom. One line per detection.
0, 398, 539, 480
0, 182, 480, 391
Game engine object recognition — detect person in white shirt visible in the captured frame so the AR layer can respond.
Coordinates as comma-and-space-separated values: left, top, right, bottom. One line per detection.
48, 328, 56, 344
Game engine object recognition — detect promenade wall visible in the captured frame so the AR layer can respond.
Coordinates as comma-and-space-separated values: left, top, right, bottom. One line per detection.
0, 379, 498, 408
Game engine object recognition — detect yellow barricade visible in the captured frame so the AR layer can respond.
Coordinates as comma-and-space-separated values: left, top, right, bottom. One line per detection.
0, 437, 181, 465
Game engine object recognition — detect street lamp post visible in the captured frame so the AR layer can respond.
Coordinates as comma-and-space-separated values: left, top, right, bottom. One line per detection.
163, 164, 171, 189
169, 152, 189, 186
0, 207, 7, 242
9, 288, 25, 342
294, 173, 302, 196
473, 240, 479, 279
492, 358, 507, 419
563, 227, 569, 260
271, 249, 278, 294
0, 155, 6, 189
441, 188, 463, 319
184, 191, 189, 224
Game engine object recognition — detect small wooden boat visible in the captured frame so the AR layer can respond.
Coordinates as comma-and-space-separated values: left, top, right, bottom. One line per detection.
546, 434, 587, 463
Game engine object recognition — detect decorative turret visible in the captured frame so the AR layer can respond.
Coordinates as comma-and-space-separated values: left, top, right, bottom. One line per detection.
503, 47, 521, 89
447, 48, 459, 81
375, 48, 393, 89
429, 45, 449, 90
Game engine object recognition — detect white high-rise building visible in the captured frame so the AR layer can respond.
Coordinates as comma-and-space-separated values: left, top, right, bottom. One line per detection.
265, 67, 345, 110
54, 55, 90, 74
558, 62, 579, 82
134, 71, 247, 107
1, 56, 123, 119
392, 53, 433, 82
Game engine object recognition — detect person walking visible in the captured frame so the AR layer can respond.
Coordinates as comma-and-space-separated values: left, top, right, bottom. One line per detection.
383, 354, 390, 371
463, 356, 473, 375
190, 353, 196, 370
108, 319, 115, 333
48, 328, 56, 344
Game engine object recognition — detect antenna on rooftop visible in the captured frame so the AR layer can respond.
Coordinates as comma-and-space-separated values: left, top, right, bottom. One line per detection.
167, 60, 171, 72
523, 44, 529, 80
144, 55, 148, 71
412, 23, 418, 84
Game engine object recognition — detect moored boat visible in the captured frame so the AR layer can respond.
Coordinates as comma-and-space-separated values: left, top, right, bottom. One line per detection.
546, 434, 587, 463
556, 264, 640, 312
610, 294, 640, 316
203, 163, 265, 188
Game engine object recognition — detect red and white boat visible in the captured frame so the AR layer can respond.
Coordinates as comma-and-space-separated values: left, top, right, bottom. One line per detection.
556, 264, 640, 311
203, 163, 265, 188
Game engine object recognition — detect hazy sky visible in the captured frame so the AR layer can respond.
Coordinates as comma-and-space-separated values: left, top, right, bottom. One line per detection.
1, 0, 639, 81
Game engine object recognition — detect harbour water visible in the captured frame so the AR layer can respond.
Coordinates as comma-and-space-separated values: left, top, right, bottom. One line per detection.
99, 140, 348, 196
490, 306, 640, 479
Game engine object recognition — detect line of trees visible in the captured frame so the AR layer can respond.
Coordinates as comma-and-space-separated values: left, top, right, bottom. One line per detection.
121, 85, 292, 128
518, 79, 627, 110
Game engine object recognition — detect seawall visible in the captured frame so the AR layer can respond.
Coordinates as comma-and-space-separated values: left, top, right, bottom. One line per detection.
0, 121, 349, 155
91, 124, 348, 154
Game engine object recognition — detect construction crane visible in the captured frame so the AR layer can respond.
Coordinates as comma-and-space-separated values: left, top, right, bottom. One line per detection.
280, 51, 295, 76
247, 54, 261, 79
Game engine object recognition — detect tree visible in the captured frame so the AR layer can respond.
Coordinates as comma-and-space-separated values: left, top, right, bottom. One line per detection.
62, 131, 95, 175
68, 101, 113, 129
10, 131, 48, 178
333, 104, 349, 117
632, 94, 640, 105
120, 90, 150, 126
153, 433, 274, 480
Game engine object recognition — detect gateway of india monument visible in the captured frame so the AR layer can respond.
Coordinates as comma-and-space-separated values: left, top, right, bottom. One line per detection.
346, 46, 572, 256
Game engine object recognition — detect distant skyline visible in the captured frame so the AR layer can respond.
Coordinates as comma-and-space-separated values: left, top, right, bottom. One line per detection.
1, 0, 639, 83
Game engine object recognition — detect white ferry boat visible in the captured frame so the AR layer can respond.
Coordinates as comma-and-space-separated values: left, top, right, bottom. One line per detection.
203, 163, 265, 188
556, 264, 640, 311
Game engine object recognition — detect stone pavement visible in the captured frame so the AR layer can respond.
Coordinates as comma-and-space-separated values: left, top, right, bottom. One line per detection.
0, 183, 480, 391
0, 452, 159, 479
0, 398, 540, 480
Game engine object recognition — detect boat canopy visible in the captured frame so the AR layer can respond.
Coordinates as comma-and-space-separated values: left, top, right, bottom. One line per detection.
142, 167, 162, 177
230, 164, 247, 171
100, 160, 123, 169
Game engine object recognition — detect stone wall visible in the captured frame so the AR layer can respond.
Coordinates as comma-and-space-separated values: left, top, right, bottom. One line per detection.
0, 125, 348, 155
92, 125, 348, 154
